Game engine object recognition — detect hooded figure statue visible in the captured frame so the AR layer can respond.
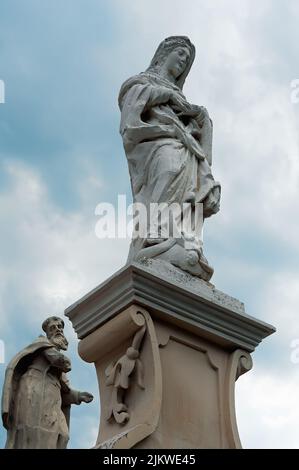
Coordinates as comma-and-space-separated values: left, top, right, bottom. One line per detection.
1, 316, 93, 449
119, 36, 221, 281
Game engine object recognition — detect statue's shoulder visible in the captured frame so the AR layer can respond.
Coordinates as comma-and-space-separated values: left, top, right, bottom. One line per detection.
1, 336, 53, 417
5, 336, 52, 373
118, 73, 152, 107
121, 73, 150, 89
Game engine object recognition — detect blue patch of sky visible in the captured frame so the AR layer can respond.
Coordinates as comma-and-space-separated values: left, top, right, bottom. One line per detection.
0, 0, 129, 448
0, 0, 130, 211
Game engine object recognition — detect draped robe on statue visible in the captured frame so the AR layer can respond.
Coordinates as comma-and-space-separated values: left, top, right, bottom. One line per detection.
1, 336, 80, 449
119, 71, 221, 280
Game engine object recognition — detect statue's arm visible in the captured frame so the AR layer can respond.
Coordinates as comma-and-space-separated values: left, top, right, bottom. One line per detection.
192, 107, 213, 166
120, 83, 195, 149
122, 82, 190, 116
123, 83, 172, 109
199, 115, 213, 166
43, 348, 71, 372
60, 373, 93, 406
144, 84, 173, 107
62, 388, 80, 406
62, 388, 94, 406
145, 85, 195, 115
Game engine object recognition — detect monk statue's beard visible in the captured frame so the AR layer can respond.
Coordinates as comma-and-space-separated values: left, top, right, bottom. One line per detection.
49, 333, 69, 351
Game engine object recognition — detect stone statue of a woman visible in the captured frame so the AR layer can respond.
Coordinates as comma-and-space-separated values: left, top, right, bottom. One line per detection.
119, 36, 220, 281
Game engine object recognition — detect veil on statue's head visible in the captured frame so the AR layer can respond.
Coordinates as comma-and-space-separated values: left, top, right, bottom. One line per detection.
146, 35, 196, 89
118, 36, 196, 108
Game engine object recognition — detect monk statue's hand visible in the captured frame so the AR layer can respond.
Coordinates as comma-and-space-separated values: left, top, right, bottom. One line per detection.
2, 412, 9, 430
79, 391, 94, 404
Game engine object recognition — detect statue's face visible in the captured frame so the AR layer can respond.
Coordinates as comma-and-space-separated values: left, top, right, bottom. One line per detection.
164, 46, 191, 79
47, 319, 68, 351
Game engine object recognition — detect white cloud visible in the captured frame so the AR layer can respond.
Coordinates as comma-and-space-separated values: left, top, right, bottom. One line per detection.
236, 366, 299, 448
259, 272, 299, 346
0, 158, 130, 447
0, 159, 129, 336
1, 0, 299, 449
234, 268, 299, 449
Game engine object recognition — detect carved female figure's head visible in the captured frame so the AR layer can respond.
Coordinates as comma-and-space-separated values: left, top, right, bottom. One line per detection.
146, 36, 195, 89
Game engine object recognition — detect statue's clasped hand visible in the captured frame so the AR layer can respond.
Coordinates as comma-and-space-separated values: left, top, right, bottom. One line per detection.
78, 391, 94, 404
170, 94, 208, 120
62, 357, 71, 373
182, 104, 209, 120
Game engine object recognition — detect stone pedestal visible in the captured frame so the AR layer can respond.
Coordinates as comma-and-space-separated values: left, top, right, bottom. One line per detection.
65, 260, 275, 449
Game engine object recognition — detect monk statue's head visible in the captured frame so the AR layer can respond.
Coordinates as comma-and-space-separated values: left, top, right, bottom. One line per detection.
42, 316, 69, 351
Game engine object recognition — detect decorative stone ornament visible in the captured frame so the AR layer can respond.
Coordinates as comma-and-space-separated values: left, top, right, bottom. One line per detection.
66, 263, 275, 449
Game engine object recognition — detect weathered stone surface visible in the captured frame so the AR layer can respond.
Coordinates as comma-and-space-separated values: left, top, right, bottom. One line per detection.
1, 316, 93, 449
83, 306, 162, 449
119, 36, 220, 281
66, 261, 275, 449
65, 261, 275, 352
69, 301, 271, 449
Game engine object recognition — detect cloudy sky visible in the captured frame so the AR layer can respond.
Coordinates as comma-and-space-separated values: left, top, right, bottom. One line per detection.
0, 0, 299, 449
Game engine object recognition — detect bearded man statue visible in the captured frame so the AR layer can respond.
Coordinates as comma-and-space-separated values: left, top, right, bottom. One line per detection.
1, 316, 93, 449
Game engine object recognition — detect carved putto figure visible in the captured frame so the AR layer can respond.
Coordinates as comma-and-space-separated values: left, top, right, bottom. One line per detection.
105, 325, 146, 424
119, 36, 220, 281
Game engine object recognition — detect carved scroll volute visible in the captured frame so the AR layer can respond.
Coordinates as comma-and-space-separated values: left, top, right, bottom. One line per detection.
224, 349, 253, 449
78, 305, 162, 449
